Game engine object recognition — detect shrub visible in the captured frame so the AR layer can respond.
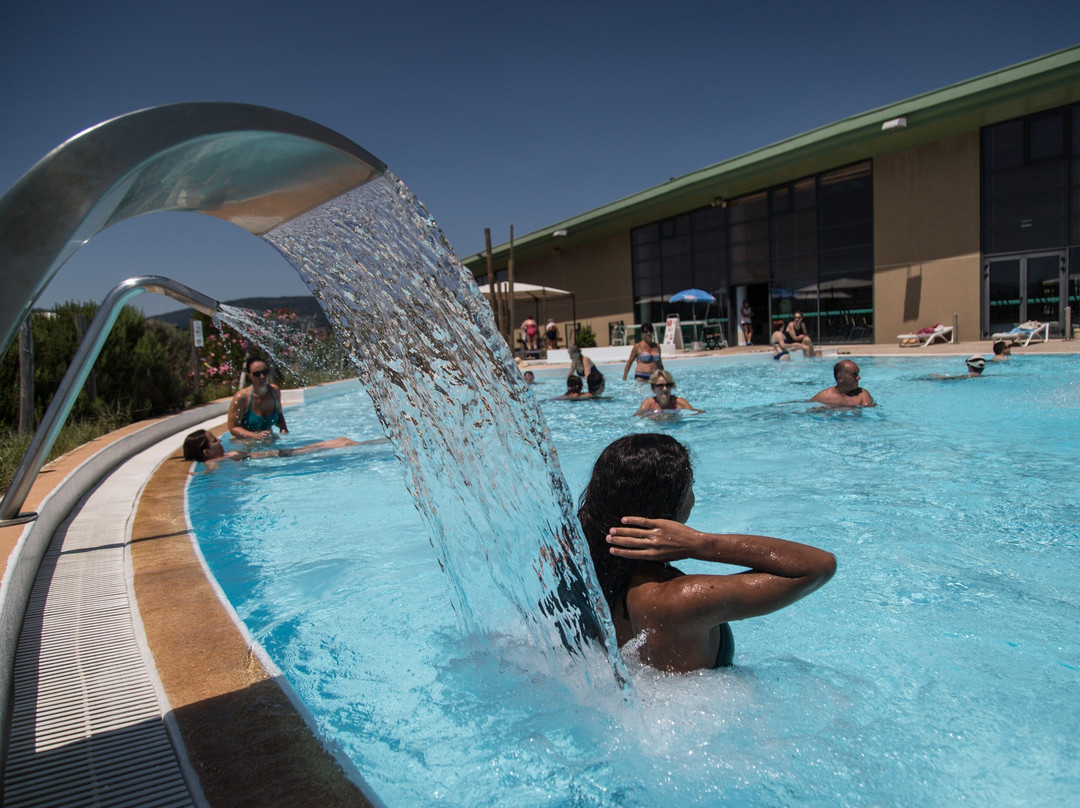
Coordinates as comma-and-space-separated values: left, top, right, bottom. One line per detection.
574, 325, 597, 348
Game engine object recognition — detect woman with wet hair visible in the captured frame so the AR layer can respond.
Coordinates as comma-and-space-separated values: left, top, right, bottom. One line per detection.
578, 434, 836, 672
227, 356, 288, 442
183, 429, 358, 465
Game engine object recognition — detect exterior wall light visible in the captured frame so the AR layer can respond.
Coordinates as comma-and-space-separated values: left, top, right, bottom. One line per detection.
552, 229, 568, 237
881, 116, 908, 131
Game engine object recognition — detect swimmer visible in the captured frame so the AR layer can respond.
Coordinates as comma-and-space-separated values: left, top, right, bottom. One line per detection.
634, 370, 703, 415
569, 346, 606, 395
523, 370, 535, 383
554, 375, 594, 400
932, 355, 987, 379
622, 322, 663, 381
811, 360, 874, 407
228, 356, 288, 442
183, 429, 359, 468
579, 434, 836, 672
992, 341, 1010, 361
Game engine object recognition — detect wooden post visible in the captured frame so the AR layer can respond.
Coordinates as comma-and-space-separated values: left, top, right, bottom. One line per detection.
17, 317, 34, 435
73, 313, 98, 403
484, 228, 500, 334
507, 225, 516, 350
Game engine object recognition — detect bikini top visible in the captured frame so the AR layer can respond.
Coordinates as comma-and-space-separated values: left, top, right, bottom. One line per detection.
653, 395, 679, 410
241, 390, 278, 431
636, 343, 660, 363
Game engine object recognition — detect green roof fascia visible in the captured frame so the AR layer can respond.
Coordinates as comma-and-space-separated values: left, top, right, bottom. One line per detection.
463, 44, 1080, 274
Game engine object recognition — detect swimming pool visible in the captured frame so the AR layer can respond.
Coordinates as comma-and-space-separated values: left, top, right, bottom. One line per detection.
187, 354, 1080, 806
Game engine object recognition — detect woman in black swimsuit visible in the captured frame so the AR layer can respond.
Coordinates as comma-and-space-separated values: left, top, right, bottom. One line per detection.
578, 434, 836, 672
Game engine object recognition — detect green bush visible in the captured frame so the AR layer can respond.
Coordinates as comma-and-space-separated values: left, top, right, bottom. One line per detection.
574, 325, 597, 348
0, 303, 195, 428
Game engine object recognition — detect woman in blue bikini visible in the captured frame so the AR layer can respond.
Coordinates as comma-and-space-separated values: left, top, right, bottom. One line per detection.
579, 434, 835, 672
227, 356, 288, 441
622, 322, 663, 381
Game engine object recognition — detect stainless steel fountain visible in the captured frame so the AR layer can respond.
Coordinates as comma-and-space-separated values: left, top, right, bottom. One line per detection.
0, 103, 387, 790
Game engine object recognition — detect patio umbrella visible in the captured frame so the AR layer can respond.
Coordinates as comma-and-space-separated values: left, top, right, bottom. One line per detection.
668, 288, 717, 342
477, 281, 576, 330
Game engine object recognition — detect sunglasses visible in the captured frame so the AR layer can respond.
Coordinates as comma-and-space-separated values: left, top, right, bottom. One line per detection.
652, 383, 672, 389
250, 369, 269, 378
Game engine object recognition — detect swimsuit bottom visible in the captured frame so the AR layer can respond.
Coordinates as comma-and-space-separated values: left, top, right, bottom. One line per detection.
634, 371, 651, 380
773, 349, 789, 360
715, 622, 734, 667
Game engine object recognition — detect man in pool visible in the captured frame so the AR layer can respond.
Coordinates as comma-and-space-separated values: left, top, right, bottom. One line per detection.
811, 360, 874, 407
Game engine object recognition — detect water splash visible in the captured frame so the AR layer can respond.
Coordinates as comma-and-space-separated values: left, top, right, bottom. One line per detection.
262, 172, 630, 695
213, 304, 348, 387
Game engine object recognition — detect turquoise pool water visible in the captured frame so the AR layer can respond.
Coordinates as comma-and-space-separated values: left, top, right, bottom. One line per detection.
187, 354, 1080, 806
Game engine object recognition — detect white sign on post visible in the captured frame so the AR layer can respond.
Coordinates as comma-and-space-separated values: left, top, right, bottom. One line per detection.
191, 319, 204, 348
662, 315, 684, 351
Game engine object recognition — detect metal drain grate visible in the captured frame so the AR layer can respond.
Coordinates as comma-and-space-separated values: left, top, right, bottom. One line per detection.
4, 462, 196, 807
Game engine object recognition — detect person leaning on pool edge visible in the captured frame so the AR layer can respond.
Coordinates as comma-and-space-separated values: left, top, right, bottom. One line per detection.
228, 356, 288, 441
811, 360, 874, 407
183, 429, 358, 465
579, 434, 836, 672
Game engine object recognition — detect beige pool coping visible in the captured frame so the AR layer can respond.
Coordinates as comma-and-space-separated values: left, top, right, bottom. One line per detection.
2, 338, 1076, 804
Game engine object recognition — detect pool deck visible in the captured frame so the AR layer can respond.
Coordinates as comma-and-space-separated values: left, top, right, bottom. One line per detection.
1, 337, 1075, 805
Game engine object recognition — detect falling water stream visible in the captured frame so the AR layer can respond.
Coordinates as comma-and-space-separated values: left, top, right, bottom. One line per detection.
222, 172, 631, 696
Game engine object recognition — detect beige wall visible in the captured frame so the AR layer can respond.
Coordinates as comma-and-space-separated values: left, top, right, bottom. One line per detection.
511, 232, 634, 346
874, 133, 982, 341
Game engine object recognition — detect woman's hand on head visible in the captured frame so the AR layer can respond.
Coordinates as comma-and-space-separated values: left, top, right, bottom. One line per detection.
607, 517, 703, 562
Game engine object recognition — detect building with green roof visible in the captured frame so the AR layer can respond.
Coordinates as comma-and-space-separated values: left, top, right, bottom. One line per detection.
463, 45, 1080, 349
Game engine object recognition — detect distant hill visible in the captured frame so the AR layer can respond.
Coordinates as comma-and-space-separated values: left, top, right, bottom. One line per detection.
150, 296, 330, 329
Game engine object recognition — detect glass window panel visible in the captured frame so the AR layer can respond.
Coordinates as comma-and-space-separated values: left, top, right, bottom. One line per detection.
635, 275, 661, 298
673, 213, 693, 236
693, 249, 727, 278
820, 246, 872, 275
730, 261, 769, 284
728, 192, 767, 223
661, 235, 692, 258
694, 262, 727, 293
663, 255, 693, 293
693, 228, 726, 252
984, 120, 1024, 171
632, 224, 658, 245
1029, 113, 1065, 161
632, 242, 659, 262
691, 205, 725, 231
633, 259, 661, 280
771, 186, 790, 212
793, 178, 816, 209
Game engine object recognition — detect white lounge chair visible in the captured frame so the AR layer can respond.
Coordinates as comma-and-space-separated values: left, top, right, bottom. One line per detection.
897, 324, 953, 347
991, 321, 1050, 347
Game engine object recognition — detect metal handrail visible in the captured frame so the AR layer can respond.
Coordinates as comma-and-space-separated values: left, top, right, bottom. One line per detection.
0, 276, 219, 525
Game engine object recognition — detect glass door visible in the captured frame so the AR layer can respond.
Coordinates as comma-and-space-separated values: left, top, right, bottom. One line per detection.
983, 252, 1065, 338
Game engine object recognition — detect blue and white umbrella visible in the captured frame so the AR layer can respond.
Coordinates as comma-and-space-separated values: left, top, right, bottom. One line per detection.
668, 289, 717, 342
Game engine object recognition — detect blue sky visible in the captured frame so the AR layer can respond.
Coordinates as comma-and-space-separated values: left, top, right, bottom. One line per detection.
3, 1, 1078, 316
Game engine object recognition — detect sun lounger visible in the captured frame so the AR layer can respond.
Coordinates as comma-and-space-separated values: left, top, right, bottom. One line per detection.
897, 324, 953, 347
991, 321, 1051, 347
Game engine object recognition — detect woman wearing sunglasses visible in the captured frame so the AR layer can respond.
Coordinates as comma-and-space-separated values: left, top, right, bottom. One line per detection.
634, 370, 702, 416
227, 356, 289, 441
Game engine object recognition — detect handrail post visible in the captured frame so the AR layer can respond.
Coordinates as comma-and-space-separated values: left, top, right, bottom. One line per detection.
0, 276, 219, 526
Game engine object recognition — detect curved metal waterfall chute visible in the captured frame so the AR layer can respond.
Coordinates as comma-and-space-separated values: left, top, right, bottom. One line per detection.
0, 102, 386, 359
0, 276, 220, 525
